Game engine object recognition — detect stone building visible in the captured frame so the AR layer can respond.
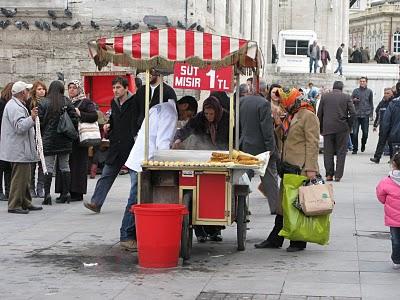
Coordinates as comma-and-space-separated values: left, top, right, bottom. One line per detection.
0, 0, 270, 86
349, 0, 400, 56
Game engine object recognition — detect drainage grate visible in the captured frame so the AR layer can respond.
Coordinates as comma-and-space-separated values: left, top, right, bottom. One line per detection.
196, 293, 362, 300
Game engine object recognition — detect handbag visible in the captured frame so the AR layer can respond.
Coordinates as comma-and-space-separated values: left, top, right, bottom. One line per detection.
277, 161, 302, 178
57, 104, 78, 140
317, 60, 323, 67
78, 121, 101, 147
76, 100, 101, 147
298, 183, 334, 216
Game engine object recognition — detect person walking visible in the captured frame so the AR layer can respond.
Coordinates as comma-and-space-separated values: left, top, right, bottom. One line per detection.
379, 96, 400, 158
351, 77, 374, 154
84, 77, 140, 213
38, 81, 79, 205
308, 40, 321, 73
376, 152, 400, 269
255, 88, 320, 252
54, 80, 98, 202
0, 82, 13, 202
370, 88, 394, 163
334, 43, 345, 76
320, 46, 331, 73
0, 81, 42, 214
27, 80, 47, 198
317, 81, 356, 182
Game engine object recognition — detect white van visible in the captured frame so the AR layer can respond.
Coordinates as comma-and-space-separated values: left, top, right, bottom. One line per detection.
276, 30, 317, 73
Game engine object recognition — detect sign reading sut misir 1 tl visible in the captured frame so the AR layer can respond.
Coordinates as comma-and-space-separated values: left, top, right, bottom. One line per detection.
173, 63, 233, 92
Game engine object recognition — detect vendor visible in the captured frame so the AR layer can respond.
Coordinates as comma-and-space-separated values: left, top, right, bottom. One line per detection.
173, 96, 229, 150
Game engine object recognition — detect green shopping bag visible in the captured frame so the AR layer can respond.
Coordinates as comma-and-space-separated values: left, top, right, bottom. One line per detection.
278, 174, 331, 245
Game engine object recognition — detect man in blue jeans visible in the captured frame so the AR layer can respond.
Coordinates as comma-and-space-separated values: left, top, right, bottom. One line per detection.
350, 77, 374, 154
84, 77, 140, 213
121, 97, 198, 251
308, 40, 320, 74
334, 43, 345, 76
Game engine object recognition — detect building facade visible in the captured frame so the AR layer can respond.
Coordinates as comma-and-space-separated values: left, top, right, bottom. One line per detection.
349, 0, 400, 56
0, 0, 270, 85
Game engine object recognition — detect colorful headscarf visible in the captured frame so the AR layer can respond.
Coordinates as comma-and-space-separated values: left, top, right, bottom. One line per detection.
68, 80, 86, 102
277, 88, 315, 135
202, 96, 223, 146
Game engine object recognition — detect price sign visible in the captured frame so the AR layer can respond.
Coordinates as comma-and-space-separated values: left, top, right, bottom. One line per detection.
173, 63, 233, 92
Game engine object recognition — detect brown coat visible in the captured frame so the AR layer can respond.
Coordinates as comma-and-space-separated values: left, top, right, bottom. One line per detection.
276, 109, 320, 175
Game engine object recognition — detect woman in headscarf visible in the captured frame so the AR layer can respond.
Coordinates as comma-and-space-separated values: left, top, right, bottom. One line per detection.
173, 96, 229, 150
28, 80, 47, 198
55, 80, 98, 202
255, 88, 320, 252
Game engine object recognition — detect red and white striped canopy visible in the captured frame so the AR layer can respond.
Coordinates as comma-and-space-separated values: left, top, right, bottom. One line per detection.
88, 28, 260, 71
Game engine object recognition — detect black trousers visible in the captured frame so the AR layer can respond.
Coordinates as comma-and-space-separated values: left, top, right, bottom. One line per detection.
374, 131, 392, 160
267, 214, 307, 249
323, 131, 349, 178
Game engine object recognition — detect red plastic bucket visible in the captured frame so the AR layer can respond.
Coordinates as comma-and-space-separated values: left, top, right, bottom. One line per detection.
132, 204, 188, 268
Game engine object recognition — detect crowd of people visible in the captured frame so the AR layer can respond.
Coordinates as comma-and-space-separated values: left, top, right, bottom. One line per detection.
1, 72, 400, 268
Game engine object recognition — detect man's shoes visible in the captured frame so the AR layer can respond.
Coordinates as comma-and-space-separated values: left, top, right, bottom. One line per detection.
286, 246, 305, 252
83, 202, 101, 213
334, 177, 341, 182
209, 233, 223, 242
8, 208, 29, 214
370, 157, 380, 164
120, 240, 137, 252
326, 176, 333, 181
27, 205, 43, 211
197, 236, 207, 243
361, 144, 366, 152
352, 151, 358, 155
393, 263, 400, 270
254, 239, 281, 249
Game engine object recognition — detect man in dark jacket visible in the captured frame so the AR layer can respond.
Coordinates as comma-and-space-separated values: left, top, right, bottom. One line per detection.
317, 81, 356, 181
135, 69, 177, 126
351, 77, 374, 154
85, 77, 140, 213
239, 95, 275, 156
334, 43, 345, 76
378, 96, 400, 159
350, 47, 362, 63
370, 88, 394, 163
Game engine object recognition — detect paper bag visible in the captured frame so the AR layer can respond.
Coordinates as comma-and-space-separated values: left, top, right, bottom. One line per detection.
298, 184, 334, 216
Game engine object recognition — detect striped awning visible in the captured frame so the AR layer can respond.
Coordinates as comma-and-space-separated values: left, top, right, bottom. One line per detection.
88, 28, 261, 71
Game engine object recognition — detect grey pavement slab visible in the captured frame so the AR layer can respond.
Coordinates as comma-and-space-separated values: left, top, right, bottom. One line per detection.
0, 132, 399, 299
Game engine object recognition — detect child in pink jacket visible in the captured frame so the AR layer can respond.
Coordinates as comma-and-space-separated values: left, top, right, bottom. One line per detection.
376, 152, 400, 269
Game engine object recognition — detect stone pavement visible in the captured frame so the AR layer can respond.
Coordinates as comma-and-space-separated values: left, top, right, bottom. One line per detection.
0, 132, 399, 300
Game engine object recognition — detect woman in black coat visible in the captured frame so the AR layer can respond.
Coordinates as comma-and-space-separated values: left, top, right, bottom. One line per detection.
38, 80, 79, 205
173, 96, 229, 150
55, 80, 98, 201
0, 82, 13, 202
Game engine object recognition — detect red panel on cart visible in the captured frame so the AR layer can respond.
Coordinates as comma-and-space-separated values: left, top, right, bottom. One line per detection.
179, 171, 196, 186
198, 174, 226, 220
83, 75, 136, 113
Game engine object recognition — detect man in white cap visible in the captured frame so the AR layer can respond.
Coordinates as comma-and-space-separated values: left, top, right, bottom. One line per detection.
0, 81, 42, 214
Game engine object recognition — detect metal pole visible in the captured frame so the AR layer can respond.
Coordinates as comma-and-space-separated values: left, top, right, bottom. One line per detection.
144, 69, 150, 162
235, 73, 240, 149
159, 74, 164, 104
229, 93, 234, 159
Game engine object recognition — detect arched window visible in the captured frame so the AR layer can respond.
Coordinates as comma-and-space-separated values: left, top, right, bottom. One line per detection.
394, 31, 400, 53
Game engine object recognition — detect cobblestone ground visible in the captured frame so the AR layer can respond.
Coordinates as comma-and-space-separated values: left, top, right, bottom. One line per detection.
0, 132, 399, 299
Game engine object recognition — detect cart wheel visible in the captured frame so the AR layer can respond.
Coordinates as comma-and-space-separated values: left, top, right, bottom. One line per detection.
236, 195, 247, 251
180, 193, 193, 260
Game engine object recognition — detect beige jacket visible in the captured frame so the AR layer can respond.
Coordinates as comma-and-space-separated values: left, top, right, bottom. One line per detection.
276, 109, 320, 175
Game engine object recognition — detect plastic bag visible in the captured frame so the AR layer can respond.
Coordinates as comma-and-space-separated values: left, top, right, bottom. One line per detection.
279, 174, 331, 245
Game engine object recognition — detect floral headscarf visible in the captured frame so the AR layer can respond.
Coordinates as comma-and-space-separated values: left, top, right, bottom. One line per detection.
202, 96, 223, 146
68, 80, 86, 102
278, 88, 315, 135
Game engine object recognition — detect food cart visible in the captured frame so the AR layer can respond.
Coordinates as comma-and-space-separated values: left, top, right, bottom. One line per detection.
88, 28, 264, 259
